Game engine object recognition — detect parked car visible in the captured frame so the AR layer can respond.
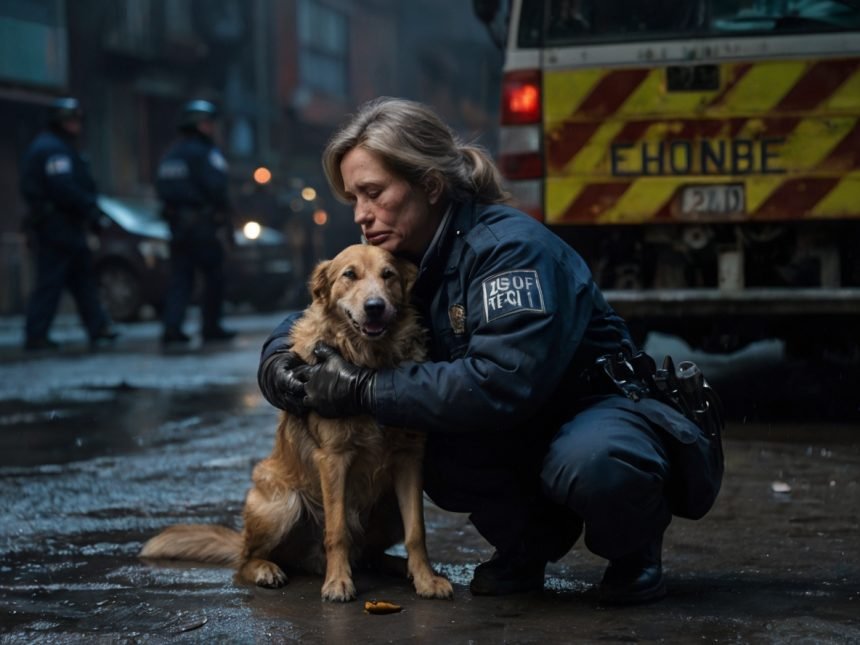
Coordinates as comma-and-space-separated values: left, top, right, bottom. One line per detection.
94, 196, 294, 321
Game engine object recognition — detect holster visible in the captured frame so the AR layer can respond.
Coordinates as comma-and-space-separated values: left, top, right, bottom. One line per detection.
583, 340, 725, 519
163, 206, 202, 242
583, 340, 724, 440
163, 205, 198, 225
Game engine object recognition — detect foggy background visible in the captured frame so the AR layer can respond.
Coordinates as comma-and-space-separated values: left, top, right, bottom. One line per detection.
0, 0, 503, 314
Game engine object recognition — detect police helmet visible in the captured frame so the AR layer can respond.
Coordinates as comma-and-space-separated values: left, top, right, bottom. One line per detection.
48, 97, 84, 126
179, 99, 219, 131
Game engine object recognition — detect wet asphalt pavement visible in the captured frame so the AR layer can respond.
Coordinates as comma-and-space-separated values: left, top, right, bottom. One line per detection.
0, 313, 858, 644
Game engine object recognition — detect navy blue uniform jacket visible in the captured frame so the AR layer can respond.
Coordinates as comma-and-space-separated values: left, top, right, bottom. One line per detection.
19, 130, 99, 250
155, 133, 230, 240
261, 200, 632, 434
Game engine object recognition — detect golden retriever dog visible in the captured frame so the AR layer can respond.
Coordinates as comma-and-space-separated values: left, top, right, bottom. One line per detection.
140, 244, 453, 602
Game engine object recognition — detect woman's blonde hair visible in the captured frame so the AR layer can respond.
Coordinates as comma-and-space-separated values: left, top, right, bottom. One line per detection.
322, 97, 508, 205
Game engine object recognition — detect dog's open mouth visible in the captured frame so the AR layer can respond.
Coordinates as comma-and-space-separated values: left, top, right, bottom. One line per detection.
345, 309, 390, 339
361, 321, 388, 338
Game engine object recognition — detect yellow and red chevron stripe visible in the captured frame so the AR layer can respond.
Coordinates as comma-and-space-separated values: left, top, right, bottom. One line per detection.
544, 57, 860, 224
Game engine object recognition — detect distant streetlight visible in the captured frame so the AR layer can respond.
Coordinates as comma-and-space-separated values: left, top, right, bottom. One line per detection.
301, 187, 317, 201
313, 209, 328, 226
253, 167, 272, 185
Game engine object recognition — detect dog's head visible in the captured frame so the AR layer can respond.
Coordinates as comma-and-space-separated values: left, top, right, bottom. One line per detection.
309, 244, 418, 341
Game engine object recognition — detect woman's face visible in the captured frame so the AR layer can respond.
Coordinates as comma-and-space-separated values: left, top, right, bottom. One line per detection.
340, 146, 443, 259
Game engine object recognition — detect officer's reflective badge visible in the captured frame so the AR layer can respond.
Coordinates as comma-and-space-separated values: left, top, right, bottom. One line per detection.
208, 149, 228, 171
45, 155, 72, 175
448, 304, 466, 335
481, 269, 545, 323
157, 159, 189, 179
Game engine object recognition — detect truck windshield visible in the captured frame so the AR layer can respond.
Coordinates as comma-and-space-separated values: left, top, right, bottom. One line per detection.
518, 0, 860, 47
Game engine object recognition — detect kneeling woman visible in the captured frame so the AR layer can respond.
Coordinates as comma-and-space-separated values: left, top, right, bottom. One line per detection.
258, 97, 723, 604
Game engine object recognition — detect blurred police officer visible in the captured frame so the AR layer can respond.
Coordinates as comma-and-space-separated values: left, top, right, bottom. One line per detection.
156, 99, 237, 345
19, 97, 119, 351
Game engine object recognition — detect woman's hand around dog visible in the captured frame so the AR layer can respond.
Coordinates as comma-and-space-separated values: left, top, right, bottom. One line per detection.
259, 349, 311, 417
302, 343, 377, 418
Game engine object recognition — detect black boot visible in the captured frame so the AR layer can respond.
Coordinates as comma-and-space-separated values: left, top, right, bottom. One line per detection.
24, 337, 59, 351
598, 535, 666, 605
469, 546, 547, 596
90, 325, 120, 347
202, 326, 237, 342
161, 327, 191, 345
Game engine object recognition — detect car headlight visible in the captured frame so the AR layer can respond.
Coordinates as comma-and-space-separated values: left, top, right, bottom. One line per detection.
243, 221, 262, 240
138, 239, 170, 268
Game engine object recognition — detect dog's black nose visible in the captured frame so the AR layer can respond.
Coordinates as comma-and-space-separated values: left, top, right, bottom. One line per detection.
364, 298, 386, 319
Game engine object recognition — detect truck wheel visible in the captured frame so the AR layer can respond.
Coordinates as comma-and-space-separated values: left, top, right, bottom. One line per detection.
98, 263, 143, 322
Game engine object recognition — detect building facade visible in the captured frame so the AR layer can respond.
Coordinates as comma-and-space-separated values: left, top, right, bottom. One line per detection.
0, 0, 501, 313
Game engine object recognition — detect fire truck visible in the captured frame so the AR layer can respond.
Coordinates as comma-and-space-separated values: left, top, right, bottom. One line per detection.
475, 0, 860, 357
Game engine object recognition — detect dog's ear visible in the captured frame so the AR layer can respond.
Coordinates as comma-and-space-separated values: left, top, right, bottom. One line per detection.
310, 259, 332, 305
396, 258, 419, 297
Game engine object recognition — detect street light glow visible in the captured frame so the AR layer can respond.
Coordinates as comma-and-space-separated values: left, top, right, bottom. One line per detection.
301, 187, 317, 201
253, 167, 272, 184
313, 209, 328, 226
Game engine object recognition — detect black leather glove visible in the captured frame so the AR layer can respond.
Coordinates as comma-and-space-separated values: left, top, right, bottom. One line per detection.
301, 342, 377, 418
258, 349, 310, 416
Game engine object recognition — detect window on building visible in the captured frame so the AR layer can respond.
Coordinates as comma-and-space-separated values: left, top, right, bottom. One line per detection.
164, 0, 195, 41
297, 0, 348, 98
519, 0, 860, 47
104, 0, 156, 53
0, 0, 67, 88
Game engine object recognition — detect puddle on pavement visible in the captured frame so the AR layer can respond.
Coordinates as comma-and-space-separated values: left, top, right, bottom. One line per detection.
0, 383, 265, 468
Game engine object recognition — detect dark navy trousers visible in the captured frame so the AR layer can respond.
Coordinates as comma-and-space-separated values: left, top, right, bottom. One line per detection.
540, 396, 676, 560
162, 239, 224, 333
424, 395, 706, 561
25, 242, 108, 341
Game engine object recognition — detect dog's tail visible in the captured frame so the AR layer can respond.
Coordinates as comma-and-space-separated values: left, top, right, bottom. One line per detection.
139, 524, 242, 566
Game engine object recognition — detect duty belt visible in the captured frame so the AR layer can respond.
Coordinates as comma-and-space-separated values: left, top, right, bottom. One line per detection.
583, 340, 725, 442
163, 205, 225, 229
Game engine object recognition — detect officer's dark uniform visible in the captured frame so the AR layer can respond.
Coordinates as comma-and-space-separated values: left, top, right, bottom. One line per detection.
260, 201, 722, 594
20, 106, 113, 349
156, 103, 234, 343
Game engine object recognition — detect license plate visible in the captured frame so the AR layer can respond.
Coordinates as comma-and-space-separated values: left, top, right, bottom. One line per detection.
680, 184, 745, 218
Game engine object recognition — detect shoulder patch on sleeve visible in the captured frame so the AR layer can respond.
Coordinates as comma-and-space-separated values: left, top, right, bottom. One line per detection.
481, 269, 546, 323
157, 159, 189, 179
208, 149, 228, 172
45, 154, 72, 176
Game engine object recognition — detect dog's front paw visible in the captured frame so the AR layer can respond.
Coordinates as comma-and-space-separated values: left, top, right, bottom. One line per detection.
252, 561, 288, 588
321, 577, 357, 602
414, 573, 454, 599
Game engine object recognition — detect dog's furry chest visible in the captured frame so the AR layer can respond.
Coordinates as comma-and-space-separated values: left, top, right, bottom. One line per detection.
283, 414, 423, 508
312, 415, 388, 456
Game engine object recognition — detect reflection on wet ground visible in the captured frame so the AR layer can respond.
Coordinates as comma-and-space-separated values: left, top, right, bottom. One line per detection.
0, 324, 858, 642
0, 384, 266, 469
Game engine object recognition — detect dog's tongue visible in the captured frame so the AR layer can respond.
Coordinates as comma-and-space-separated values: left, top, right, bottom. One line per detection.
364, 321, 386, 335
